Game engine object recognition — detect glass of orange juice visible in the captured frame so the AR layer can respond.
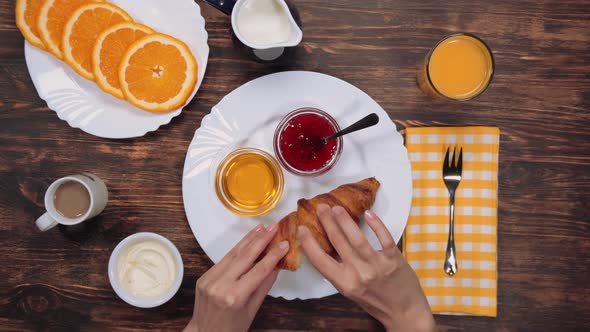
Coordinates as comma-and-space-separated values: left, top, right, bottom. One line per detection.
418, 33, 494, 101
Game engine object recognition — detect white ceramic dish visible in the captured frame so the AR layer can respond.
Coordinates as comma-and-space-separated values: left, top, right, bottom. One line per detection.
108, 232, 184, 308
24, 0, 209, 139
182, 71, 413, 300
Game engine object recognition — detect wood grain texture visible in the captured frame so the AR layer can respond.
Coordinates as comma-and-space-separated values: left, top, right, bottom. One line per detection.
1, 0, 589, 331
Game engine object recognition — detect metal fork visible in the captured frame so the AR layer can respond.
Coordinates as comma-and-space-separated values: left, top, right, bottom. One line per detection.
442, 146, 463, 276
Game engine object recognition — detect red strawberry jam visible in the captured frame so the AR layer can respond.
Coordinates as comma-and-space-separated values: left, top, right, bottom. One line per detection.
277, 111, 339, 173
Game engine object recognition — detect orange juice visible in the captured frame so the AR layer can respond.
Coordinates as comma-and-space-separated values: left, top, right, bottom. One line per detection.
424, 34, 493, 100
215, 148, 283, 216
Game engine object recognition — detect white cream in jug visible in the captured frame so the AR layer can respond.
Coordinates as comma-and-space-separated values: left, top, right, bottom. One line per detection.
117, 240, 176, 298
236, 0, 293, 45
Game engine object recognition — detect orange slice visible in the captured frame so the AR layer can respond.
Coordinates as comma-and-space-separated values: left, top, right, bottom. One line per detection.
119, 33, 198, 112
16, 0, 46, 49
92, 22, 154, 99
37, 0, 100, 59
62, 3, 132, 80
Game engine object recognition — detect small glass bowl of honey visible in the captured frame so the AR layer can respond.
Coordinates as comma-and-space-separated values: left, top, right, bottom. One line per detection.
215, 148, 284, 216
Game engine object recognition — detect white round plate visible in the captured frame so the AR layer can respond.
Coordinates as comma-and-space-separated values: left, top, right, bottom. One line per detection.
182, 71, 412, 300
24, 0, 209, 139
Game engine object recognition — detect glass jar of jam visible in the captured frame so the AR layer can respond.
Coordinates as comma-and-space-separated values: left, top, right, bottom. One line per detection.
273, 108, 343, 176
215, 148, 284, 216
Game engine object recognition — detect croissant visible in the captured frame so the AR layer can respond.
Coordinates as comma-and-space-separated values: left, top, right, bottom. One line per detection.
266, 177, 380, 271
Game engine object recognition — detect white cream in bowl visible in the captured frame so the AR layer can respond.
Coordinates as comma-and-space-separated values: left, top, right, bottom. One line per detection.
117, 240, 176, 297
109, 232, 183, 308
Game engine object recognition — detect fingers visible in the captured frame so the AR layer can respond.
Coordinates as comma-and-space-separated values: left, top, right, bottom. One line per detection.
332, 206, 375, 259
364, 210, 396, 249
238, 240, 289, 295
316, 204, 357, 259
246, 269, 279, 318
229, 223, 279, 278
297, 225, 341, 282
216, 224, 265, 270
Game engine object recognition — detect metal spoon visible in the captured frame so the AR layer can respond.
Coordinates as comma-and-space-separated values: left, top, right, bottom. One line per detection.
320, 113, 380, 146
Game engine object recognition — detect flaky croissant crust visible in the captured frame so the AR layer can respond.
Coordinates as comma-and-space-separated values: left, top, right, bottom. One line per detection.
265, 177, 380, 271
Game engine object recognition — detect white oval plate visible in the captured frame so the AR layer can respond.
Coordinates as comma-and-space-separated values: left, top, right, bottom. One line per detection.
24, 0, 209, 139
182, 71, 412, 300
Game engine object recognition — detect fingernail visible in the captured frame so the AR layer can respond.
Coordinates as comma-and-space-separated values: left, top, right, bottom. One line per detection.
332, 206, 346, 215
267, 222, 277, 232
317, 203, 330, 212
278, 241, 289, 250
297, 226, 307, 237
255, 224, 265, 232
365, 210, 376, 219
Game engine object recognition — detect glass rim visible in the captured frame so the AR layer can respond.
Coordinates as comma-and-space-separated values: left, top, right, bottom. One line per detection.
273, 107, 343, 177
425, 32, 495, 101
215, 147, 284, 216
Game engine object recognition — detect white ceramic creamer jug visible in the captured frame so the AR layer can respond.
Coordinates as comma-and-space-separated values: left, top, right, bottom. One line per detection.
231, 0, 303, 61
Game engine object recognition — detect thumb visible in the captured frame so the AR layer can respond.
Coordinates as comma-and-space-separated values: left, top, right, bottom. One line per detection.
298, 226, 341, 282
246, 269, 278, 318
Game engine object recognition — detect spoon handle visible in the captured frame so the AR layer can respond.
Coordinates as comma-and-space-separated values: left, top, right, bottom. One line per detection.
324, 113, 379, 142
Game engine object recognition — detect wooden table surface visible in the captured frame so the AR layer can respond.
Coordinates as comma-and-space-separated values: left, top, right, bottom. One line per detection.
1, 0, 589, 331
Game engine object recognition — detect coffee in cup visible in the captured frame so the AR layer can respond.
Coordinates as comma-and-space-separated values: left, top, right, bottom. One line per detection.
36, 173, 108, 232
54, 181, 91, 219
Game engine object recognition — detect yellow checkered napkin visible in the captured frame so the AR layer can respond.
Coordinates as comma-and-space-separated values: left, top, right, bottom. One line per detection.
402, 127, 499, 317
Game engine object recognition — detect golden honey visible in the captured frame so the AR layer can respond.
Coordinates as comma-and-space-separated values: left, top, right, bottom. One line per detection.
215, 148, 283, 216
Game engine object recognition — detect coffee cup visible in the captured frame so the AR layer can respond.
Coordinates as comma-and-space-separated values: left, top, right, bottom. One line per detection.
35, 173, 108, 232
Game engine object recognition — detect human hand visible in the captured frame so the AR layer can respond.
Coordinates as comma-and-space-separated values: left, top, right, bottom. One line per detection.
185, 223, 289, 332
298, 204, 436, 332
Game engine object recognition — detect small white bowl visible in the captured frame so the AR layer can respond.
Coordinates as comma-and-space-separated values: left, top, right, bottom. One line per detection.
108, 232, 184, 308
